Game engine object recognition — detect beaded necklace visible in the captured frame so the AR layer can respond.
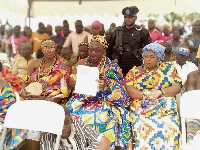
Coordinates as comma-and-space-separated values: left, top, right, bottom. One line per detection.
35, 55, 59, 82
141, 65, 158, 86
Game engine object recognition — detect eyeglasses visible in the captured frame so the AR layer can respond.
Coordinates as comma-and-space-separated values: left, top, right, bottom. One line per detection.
88, 48, 103, 53
42, 46, 56, 52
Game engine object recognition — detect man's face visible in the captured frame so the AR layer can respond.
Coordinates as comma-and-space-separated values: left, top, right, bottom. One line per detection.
176, 53, 188, 65
78, 45, 88, 59
75, 22, 83, 34
124, 15, 137, 27
55, 27, 61, 36
193, 21, 200, 32
148, 20, 155, 30
25, 29, 32, 37
172, 30, 180, 40
39, 24, 45, 34
61, 115, 72, 139
14, 27, 20, 36
88, 41, 105, 64
20, 44, 32, 58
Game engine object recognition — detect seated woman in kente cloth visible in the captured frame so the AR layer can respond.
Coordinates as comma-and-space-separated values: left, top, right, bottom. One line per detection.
67, 35, 132, 150
0, 76, 27, 149
21, 39, 70, 150
125, 42, 181, 150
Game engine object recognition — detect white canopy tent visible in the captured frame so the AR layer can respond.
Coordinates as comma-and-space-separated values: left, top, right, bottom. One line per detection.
0, 0, 199, 31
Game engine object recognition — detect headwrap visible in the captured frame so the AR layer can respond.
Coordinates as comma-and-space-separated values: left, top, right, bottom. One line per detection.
177, 47, 190, 56
142, 43, 166, 61
90, 35, 108, 49
40, 39, 56, 47
91, 20, 102, 31
78, 42, 89, 48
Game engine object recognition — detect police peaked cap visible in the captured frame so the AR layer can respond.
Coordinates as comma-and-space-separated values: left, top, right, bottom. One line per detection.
122, 6, 139, 17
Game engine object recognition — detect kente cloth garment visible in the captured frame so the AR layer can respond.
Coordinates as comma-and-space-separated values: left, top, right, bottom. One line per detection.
125, 62, 181, 150
186, 119, 200, 142
0, 84, 27, 149
0, 84, 16, 125
67, 57, 132, 150
30, 56, 70, 99
0, 66, 23, 92
40, 119, 104, 150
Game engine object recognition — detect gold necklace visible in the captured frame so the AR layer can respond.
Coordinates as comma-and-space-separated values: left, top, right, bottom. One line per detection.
36, 55, 59, 82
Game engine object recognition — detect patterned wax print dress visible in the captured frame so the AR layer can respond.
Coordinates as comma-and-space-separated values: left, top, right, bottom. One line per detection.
0, 84, 27, 149
67, 57, 132, 150
125, 62, 181, 150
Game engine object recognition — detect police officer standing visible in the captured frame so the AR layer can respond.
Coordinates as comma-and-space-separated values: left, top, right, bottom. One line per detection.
107, 6, 152, 76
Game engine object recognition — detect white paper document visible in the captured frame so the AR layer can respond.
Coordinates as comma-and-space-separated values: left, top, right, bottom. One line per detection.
74, 65, 99, 96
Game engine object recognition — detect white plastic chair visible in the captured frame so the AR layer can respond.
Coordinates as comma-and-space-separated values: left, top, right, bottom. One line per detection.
180, 90, 200, 150
0, 100, 65, 150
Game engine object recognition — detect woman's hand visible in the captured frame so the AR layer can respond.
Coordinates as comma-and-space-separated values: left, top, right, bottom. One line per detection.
97, 79, 107, 91
21, 89, 31, 100
150, 90, 162, 100
28, 95, 46, 100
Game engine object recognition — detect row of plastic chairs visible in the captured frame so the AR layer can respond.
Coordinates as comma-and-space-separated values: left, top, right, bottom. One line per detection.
0, 100, 65, 150
0, 90, 200, 150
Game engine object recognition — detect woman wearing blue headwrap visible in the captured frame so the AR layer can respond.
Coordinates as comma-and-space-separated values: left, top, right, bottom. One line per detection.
125, 42, 182, 150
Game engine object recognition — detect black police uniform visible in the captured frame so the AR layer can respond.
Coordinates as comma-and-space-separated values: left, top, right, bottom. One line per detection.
107, 6, 152, 76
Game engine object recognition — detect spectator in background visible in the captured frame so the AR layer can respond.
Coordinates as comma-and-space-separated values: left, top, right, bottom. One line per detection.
0, 25, 6, 48
162, 24, 173, 42
184, 20, 200, 66
31, 22, 49, 56
148, 19, 164, 44
45, 24, 53, 37
163, 41, 175, 61
73, 42, 89, 65
12, 42, 34, 78
84, 20, 102, 43
8, 25, 27, 57
63, 20, 90, 56
25, 27, 32, 43
61, 20, 72, 38
1, 28, 13, 56
173, 44, 198, 114
169, 28, 183, 54
50, 26, 66, 45
56, 43, 63, 56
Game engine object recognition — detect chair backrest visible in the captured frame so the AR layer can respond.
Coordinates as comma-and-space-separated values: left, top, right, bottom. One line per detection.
3, 100, 65, 135
180, 90, 200, 149
180, 90, 200, 118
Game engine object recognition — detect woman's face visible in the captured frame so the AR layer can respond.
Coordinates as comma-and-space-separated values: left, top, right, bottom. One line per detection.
92, 25, 101, 35
88, 41, 105, 64
41, 42, 56, 59
143, 50, 159, 70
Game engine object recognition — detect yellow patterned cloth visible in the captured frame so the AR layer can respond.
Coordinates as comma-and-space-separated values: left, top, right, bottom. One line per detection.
125, 62, 181, 150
